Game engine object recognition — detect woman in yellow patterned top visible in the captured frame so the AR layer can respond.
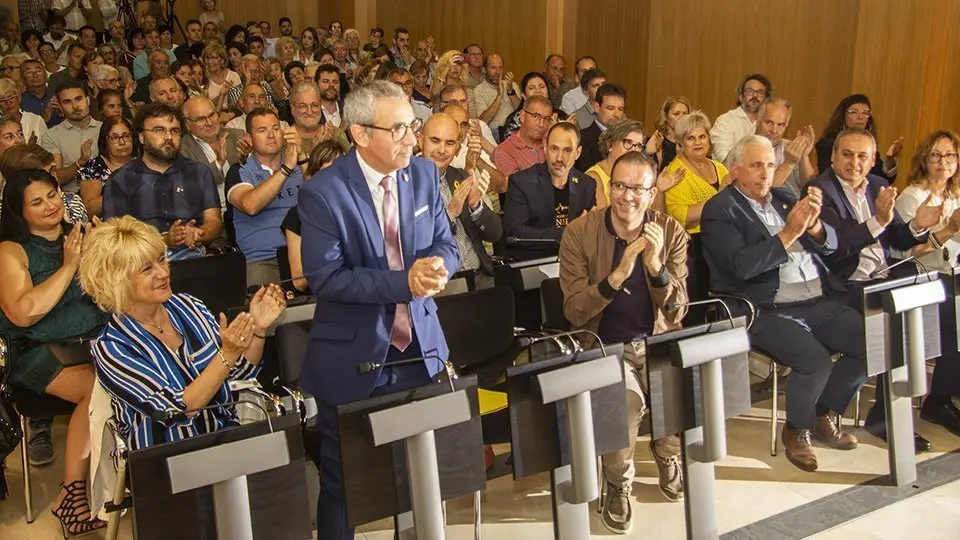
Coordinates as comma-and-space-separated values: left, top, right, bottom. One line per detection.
663, 110, 730, 233
586, 118, 646, 207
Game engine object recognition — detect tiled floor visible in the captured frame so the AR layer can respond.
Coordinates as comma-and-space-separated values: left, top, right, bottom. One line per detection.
2, 388, 959, 539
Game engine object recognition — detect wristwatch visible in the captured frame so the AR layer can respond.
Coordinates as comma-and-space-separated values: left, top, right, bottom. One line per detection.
507, 89, 516, 96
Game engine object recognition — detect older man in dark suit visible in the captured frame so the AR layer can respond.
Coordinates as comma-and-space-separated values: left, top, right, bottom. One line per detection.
503, 122, 596, 260
701, 134, 868, 472
179, 96, 246, 208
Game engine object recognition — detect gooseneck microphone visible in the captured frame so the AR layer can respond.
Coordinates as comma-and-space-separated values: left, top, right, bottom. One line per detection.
665, 298, 738, 329
505, 237, 561, 244
869, 256, 918, 279
151, 399, 274, 432
517, 329, 608, 358
357, 352, 458, 393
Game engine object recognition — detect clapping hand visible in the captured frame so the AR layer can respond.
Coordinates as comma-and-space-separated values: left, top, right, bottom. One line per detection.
874, 186, 898, 227
641, 222, 665, 274
656, 166, 685, 192
409, 257, 448, 297
219, 312, 255, 358
248, 283, 287, 331
447, 177, 473, 218
913, 193, 945, 231
467, 172, 490, 208
886, 136, 905, 159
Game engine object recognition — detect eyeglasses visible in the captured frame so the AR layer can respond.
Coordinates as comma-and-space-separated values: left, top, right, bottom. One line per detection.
187, 111, 219, 124
742, 88, 767, 98
104, 77, 121, 85
293, 102, 322, 113
610, 181, 653, 197
363, 118, 423, 142
107, 133, 132, 143
620, 138, 644, 152
846, 108, 872, 117
442, 98, 469, 108
0, 95, 17, 105
927, 152, 959, 164
145, 126, 181, 137
523, 109, 552, 124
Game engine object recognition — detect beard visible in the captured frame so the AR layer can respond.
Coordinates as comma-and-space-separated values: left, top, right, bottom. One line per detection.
322, 88, 339, 102
144, 140, 179, 162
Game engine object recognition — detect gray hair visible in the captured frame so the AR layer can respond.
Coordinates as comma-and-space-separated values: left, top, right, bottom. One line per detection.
289, 81, 321, 102
674, 110, 712, 143
343, 80, 408, 130
727, 134, 774, 167
758, 97, 792, 119
92, 64, 119, 85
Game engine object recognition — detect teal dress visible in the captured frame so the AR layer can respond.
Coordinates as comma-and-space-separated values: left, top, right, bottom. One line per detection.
0, 232, 107, 393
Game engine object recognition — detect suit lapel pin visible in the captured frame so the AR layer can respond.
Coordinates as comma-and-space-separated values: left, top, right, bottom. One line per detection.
402, 172, 409, 182
782, 203, 787, 210
572, 177, 578, 184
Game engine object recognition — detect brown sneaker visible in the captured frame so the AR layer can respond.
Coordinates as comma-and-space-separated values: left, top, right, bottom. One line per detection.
813, 413, 858, 450
782, 426, 818, 472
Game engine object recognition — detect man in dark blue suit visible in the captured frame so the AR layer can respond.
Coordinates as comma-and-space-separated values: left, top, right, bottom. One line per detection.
701, 135, 868, 472
502, 121, 596, 260
297, 80, 459, 539
808, 127, 950, 451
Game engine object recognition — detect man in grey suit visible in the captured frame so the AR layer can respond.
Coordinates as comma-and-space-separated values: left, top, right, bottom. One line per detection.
179, 96, 247, 210
419, 112, 502, 289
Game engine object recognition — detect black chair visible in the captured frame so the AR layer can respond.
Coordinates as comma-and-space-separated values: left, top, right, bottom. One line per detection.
434, 286, 520, 390
12, 387, 76, 523
274, 320, 312, 388
170, 250, 247, 315
540, 277, 569, 331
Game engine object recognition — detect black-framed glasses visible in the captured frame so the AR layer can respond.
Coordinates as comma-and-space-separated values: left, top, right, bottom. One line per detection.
363, 118, 423, 142
927, 152, 959, 165
610, 181, 653, 197
620, 138, 645, 152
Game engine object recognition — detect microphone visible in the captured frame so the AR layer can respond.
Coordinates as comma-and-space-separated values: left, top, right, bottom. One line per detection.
869, 256, 917, 279
357, 352, 458, 393
505, 236, 560, 244
517, 329, 607, 358
151, 399, 274, 432
665, 298, 737, 329
272, 378, 319, 429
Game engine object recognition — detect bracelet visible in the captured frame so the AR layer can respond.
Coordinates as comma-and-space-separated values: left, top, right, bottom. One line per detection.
930, 230, 944, 250
279, 164, 293, 177
253, 332, 266, 340
217, 350, 232, 368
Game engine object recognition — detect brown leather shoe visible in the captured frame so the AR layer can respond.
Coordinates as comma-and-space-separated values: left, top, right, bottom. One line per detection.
813, 413, 858, 450
782, 426, 818, 472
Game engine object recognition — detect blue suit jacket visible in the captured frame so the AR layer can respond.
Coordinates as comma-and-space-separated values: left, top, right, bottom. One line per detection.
805, 171, 926, 282
700, 186, 842, 307
297, 149, 460, 405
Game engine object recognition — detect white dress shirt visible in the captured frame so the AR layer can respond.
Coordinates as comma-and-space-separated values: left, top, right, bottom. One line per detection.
356, 150, 404, 259
322, 102, 342, 128
561, 85, 588, 116
710, 106, 756, 163
837, 177, 888, 281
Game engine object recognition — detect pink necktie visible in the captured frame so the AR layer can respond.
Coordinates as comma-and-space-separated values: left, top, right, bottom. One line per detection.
380, 176, 412, 351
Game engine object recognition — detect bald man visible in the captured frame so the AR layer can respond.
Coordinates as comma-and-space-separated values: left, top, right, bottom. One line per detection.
472, 53, 520, 136
442, 104, 508, 196
179, 96, 247, 206
418, 114, 502, 289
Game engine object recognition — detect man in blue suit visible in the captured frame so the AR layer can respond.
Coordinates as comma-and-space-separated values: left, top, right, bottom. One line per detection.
807, 127, 948, 452
297, 80, 459, 540
701, 135, 868, 472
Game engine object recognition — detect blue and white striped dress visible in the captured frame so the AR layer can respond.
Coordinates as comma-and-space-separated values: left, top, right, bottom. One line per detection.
92, 293, 260, 451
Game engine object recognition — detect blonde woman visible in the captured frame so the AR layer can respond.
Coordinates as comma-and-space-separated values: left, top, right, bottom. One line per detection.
80, 216, 287, 453
431, 50, 469, 96
663, 110, 729, 233
645, 96, 692, 169
202, 42, 240, 106
275, 36, 299, 66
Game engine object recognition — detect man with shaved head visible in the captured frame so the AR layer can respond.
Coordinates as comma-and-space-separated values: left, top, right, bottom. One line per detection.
180, 96, 246, 206
419, 113, 502, 289
442, 104, 507, 195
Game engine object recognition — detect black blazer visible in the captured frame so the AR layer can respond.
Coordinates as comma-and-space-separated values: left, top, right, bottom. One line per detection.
700, 186, 842, 307
502, 162, 596, 260
814, 135, 892, 180
806, 171, 926, 282
574, 121, 603, 173
445, 166, 503, 275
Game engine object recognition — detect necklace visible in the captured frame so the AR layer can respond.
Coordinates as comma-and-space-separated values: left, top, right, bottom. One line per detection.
139, 320, 165, 334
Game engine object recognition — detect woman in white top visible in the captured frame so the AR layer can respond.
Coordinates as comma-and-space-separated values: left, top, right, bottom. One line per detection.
894, 130, 960, 272
201, 42, 240, 109
893, 129, 960, 437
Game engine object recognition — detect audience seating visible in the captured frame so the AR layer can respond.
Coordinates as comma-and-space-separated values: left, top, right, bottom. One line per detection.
170, 249, 247, 315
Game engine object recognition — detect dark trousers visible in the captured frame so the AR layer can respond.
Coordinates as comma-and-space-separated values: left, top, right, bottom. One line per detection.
749, 297, 869, 429
313, 339, 434, 540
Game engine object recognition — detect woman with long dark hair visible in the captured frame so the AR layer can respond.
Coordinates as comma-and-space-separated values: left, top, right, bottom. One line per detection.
814, 94, 904, 180
0, 169, 105, 537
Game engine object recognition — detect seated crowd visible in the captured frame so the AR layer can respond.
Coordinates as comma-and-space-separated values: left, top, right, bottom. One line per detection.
1, 6, 960, 538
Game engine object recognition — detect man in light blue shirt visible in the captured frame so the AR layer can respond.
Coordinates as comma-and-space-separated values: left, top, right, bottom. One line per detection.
227, 108, 305, 286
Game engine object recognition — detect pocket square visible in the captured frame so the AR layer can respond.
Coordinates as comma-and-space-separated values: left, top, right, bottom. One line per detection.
414, 205, 429, 217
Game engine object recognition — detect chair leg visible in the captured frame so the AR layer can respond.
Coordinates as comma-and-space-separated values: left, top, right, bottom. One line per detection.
596, 455, 605, 514
770, 362, 779, 457
19, 415, 33, 523
105, 454, 129, 540
472, 490, 482, 540
853, 390, 862, 428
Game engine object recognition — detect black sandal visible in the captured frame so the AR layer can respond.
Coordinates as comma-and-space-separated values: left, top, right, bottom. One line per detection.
51, 480, 106, 538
